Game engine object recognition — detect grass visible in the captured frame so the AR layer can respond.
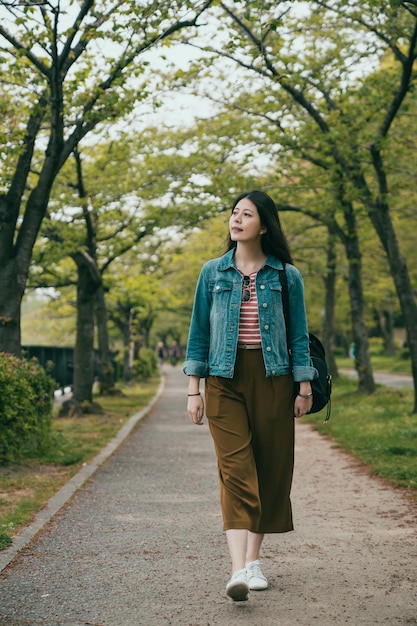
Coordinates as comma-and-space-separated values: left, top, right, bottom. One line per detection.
0, 378, 160, 550
303, 374, 417, 497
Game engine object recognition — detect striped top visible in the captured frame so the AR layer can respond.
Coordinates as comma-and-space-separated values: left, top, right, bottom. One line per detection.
238, 272, 261, 344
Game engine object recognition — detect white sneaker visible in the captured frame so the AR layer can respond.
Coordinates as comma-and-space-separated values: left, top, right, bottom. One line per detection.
226, 568, 249, 602
246, 560, 268, 590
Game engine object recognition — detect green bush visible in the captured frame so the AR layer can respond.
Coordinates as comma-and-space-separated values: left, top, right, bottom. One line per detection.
0, 533, 12, 550
400, 347, 410, 360
133, 347, 158, 380
0, 352, 55, 465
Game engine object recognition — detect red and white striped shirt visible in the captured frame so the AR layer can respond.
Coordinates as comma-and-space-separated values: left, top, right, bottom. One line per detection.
238, 272, 261, 344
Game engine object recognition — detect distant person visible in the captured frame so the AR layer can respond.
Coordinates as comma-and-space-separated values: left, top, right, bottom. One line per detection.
156, 342, 166, 367
349, 341, 358, 372
183, 190, 317, 602
169, 340, 181, 366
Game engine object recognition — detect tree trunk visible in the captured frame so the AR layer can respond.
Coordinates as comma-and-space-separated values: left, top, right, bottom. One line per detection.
122, 308, 135, 383
367, 201, 417, 411
95, 286, 116, 394
141, 310, 157, 349
72, 251, 102, 404
321, 229, 339, 378
386, 254, 417, 404
348, 260, 375, 393
0, 258, 25, 355
343, 206, 375, 393
0, 104, 56, 355
376, 309, 396, 356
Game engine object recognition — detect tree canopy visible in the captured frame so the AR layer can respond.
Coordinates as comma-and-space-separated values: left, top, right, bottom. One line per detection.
2, 0, 417, 412
0, 0, 214, 354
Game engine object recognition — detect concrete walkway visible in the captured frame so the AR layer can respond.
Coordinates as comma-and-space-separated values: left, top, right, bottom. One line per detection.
339, 367, 413, 389
1, 366, 416, 625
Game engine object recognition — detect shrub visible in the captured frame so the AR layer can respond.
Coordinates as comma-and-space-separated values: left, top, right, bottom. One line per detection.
0, 533, 12, 550
0, 352, 55, 464
133, 347, 158, 380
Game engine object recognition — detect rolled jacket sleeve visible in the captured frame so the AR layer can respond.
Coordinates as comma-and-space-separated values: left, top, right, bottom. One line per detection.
182, 359, 209, 378
287, 267, 318, 383
182, 268, 211, 378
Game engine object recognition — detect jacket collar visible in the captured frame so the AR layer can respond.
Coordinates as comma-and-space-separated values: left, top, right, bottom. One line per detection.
216, 249, 285, 272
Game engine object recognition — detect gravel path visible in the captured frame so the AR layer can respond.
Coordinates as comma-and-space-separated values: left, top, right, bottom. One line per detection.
339, 368, 413, 389
1, 366, 416, 626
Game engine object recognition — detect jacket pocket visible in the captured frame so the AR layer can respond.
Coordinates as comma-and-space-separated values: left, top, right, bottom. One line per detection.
208, 279, 233, 295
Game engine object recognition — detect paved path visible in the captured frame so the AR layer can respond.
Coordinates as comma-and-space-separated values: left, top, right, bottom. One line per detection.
1, 366, 416, 625
340, 368, 413, 389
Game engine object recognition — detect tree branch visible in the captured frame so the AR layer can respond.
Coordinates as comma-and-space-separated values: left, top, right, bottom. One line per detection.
99, 225, 152, 275
58, 0, 95, 72
378, 20, 417, 140
1, 93, 48, 254
0, 24, 50, 77
313, 0, 407, 63
369, 19, 417, 203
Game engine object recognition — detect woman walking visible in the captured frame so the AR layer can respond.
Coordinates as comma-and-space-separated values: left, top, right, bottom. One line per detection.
183, 190, 317, 602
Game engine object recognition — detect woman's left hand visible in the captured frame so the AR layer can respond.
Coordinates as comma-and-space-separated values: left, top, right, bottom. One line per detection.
187, 394, 205, 425
294, 394, 313, 418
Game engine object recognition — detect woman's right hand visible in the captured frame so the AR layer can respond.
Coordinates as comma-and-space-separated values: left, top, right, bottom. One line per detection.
187, 394, 205, 426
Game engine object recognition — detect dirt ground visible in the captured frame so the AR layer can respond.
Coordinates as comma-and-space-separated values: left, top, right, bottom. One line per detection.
0, 365, 416, 625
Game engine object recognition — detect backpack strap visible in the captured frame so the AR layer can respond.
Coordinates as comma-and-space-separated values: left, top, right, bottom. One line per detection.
279, 265, 332, 422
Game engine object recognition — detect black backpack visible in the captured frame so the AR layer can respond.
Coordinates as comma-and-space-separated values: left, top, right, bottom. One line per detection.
279, 267, 332, 422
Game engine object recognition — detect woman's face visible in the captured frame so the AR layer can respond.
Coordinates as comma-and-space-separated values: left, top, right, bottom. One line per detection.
229, 197, 265, 244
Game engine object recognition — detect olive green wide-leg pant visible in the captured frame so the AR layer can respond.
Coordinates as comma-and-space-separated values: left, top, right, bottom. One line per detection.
205, 348, 294, 534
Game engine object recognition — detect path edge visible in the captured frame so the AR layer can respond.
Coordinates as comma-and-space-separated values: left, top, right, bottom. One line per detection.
0, 375, 166, 573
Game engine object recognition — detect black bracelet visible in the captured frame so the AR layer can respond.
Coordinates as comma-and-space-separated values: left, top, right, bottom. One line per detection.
187, 392, 201, 397
298, 392, 313, 399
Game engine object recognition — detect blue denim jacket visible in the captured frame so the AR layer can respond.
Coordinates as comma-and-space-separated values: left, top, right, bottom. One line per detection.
183, 249, 317, 381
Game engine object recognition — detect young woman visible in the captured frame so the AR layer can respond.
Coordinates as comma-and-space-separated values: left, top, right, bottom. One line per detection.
183, 190, 317, 602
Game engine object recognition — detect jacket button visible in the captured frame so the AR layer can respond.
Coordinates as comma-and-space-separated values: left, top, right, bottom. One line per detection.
266, 346, 271, 352
260, 285, 265, 289
263, 303, 267, 308
264, 325, 269, 330
272, 370, 276, 375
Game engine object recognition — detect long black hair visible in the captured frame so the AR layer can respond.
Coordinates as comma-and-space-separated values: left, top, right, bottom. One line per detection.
226, 190, 293, 264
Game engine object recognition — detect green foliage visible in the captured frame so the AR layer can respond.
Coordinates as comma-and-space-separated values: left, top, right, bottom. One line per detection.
9, 0, 417, 387
133, 348, 158, 380
0, 353, 55, 465
0, 0, 221, 363
0, 533, 12, 550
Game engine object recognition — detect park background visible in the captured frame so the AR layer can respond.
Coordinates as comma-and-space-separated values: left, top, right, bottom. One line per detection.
1, 0, 417, 549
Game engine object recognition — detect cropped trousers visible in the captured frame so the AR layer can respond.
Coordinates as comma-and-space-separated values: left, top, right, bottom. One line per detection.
205, 348, 294, 534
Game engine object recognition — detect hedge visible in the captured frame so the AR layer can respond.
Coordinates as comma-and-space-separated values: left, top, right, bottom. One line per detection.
0, 352, 55, 464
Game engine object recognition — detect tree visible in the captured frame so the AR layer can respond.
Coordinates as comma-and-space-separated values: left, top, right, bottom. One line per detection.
105, 267, 161, 382
30, 141, 157, 404
0, 0, 214, 356
174, 0, 417, 405
29, 123, 234, 402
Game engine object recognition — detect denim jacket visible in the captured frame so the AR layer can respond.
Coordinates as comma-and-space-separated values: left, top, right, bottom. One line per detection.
183, 249, 317, 381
